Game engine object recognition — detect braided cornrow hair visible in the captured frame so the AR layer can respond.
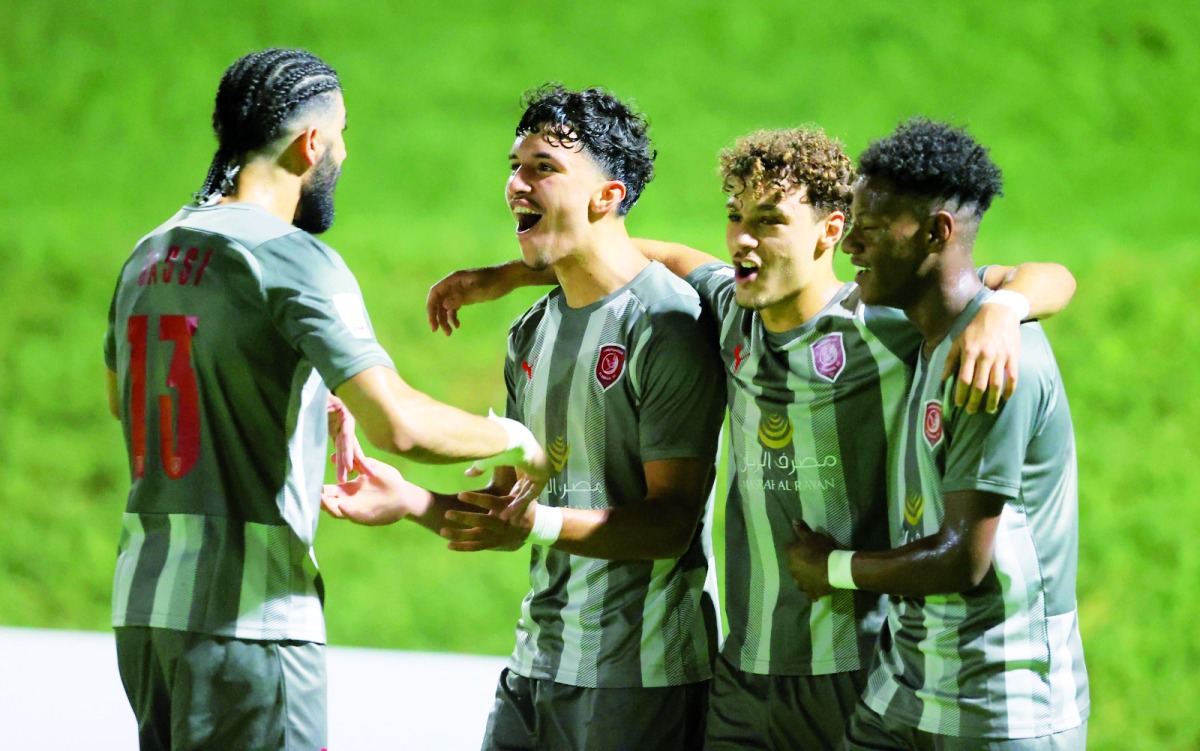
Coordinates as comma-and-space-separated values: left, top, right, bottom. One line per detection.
194, 48, 341, 204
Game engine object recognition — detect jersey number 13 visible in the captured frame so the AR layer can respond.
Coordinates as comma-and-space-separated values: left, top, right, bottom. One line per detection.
126, 313, 200, 480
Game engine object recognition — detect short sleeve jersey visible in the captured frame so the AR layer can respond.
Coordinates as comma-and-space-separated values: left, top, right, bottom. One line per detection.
505, 262, 726, 689
103, 202, 394, 643
864, 288, 1089, 739
686, 262, 923, 676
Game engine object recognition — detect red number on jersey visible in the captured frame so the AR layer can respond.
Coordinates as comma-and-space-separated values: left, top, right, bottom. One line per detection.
126, 314, 201, 479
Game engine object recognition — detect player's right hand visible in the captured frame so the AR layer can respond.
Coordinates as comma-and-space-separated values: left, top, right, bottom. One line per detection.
425, 266, 510, 336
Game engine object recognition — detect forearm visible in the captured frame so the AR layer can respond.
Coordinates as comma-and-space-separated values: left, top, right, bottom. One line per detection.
632, 239, 721, 279
336, 367, 510, 463
844, 533, 986, 597
989, 263, 1076, 319
405, 486, 477, 534
549, 502, 699, 560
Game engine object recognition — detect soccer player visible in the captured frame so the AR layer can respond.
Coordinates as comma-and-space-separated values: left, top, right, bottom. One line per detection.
787, 119, 1089, 748
423, 126, 1076, 749
102, 49, 546, 751
324, 85, 725, 750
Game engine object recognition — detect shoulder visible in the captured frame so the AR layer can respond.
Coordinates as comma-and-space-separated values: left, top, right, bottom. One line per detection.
631, 263, 705, 321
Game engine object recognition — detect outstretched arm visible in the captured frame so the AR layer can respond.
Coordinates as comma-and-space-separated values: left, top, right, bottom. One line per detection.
426, 262, 555, 335
333, 366, 548, 489
424, 239, 721, 335
944, 262, 1077, 414
631, 239, 722, 279
787, 489, 1006, 600
323, 458, 518, 535
441, 458, 713, 560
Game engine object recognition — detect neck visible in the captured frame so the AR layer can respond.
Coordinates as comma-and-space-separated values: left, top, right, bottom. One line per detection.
220, 158, 300, 225
552, 221, 649, 308
905, 260, 983, 351
759, 263, 844, 334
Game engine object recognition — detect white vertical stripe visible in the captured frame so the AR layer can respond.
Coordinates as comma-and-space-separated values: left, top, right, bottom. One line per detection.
280, 369, 326, 547
148, 514, 191, 628
111, 513, 145, 626
237, 522, 270, 633
1046, 610, 1084, 730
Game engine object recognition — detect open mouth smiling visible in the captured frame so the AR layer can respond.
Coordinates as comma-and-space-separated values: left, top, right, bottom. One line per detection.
513, 205, 543, 234
734, 259, 760, 284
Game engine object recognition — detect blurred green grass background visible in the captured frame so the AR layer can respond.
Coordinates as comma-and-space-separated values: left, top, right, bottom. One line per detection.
2, 1, 1197, 747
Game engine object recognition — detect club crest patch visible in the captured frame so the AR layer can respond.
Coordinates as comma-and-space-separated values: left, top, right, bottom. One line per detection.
596, 344, 626, 390
923, 400, 944, 448
810, 333, 846, 383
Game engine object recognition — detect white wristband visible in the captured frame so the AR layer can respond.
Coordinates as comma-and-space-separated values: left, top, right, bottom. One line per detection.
527, 504, 563, 546
985, 289, 1031, 322
827, 549, 858, 590
469, 410, 541, 473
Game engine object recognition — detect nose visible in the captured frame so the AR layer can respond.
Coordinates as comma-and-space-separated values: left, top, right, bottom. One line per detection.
507, 166, 532, 198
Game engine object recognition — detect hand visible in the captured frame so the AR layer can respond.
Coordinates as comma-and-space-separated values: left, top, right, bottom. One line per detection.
942, 302, 1021, 414
321, 457, 418, 526
786, 521, 837, 600
327, 394, 367, 482
425, 266, 513, 336
440, 491, 537, 552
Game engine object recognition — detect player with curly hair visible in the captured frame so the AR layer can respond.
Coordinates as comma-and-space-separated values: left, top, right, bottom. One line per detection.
417, 120, 1077, 748
325, 84, 726, 750
789, 118, 1089, 749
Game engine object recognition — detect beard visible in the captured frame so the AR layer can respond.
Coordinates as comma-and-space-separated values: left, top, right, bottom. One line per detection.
293, 151, 340, 234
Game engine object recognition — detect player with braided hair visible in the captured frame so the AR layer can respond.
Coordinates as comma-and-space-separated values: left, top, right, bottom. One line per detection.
103, 49, 548, 750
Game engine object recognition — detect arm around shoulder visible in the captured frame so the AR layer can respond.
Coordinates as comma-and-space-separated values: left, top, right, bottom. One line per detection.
985, 262, 1076, 320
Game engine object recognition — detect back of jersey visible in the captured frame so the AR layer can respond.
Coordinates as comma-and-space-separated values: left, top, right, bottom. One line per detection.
104, 202, 392, 642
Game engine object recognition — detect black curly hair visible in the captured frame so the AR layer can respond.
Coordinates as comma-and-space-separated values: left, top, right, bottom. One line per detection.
195, 49, 341, 204
857, 118, 1004, 215
515, 84, 655, 216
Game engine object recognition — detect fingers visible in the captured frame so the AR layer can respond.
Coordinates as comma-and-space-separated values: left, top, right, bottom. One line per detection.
1003, 358, 1018, 401
984, 358, 1005, 415
941, 338, 962, 382
447, 305, 461, 332
457, 491, 511, 512
499, 494, 536, 523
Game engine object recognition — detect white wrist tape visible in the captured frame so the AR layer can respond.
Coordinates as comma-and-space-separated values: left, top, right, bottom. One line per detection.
827, 550, 858, 590
527, 504, 563, 546
985, 290, 1031, 322
469, 410, 541, 473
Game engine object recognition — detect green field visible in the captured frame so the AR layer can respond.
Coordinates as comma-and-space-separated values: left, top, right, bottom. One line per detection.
2, 1, 1198, 747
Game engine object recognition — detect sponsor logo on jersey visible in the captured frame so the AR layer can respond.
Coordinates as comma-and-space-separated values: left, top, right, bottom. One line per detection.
904, 493, 924, 527
733, 342, 749, 374
923, 400, 943, 448
548, 436, 570, 474
757, 413, 793, 450
595, 344, 626, 390
810, 332, 846, 382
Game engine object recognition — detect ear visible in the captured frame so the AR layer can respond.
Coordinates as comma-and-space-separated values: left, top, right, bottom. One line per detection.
590, 180, 627, 217
280, 126, 324, 176
817, 210, 846, 251
929, 210, 954, 247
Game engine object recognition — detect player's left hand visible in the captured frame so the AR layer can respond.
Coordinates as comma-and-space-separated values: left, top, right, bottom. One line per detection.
327, 394, 367, 482
441, 491, 535, 552
786, 521, 836, 600
942, 302, 1021, 414
321, 457, 414, 526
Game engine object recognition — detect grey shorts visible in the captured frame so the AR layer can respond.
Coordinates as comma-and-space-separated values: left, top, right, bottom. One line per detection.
481, 667, 709, 751
843, 694, 1088, 751
115, 626, 326, 751
704, 652, 865, 750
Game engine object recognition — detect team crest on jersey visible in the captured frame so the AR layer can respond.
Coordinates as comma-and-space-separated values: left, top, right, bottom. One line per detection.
904, 493, 925, 527
548, 436, 570, 474
757, 413, 793, 450
810, 333, 846, 383
923, 400, 944, 448
595, 344, 626, 390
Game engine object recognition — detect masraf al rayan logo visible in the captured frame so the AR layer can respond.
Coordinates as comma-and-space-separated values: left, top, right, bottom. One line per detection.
757, 413, 793, 450
548, 436, 570, 474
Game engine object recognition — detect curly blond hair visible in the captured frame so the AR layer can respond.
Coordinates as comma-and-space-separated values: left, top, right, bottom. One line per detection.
718, 127, 854, 215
